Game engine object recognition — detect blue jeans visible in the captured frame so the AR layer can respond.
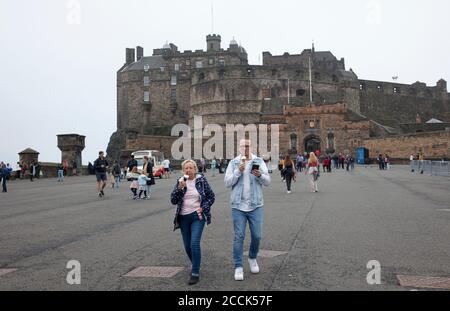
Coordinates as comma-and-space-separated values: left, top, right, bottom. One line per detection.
232, 207, 263, 268
2, 177, 6, 192
57, 170, 64, 182
114, 176, 120, 188
179, 211, 206, 276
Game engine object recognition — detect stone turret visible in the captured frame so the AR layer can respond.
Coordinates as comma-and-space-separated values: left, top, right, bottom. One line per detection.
57, 134, 85, 175
206, 34, 221, 52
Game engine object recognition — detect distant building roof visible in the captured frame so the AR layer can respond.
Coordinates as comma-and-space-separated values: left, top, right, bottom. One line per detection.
19, 148, 39, 154
121, 56, 166, 72
426, 118, 444, 124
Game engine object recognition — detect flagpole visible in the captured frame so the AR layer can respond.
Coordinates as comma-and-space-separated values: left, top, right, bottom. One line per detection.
309, 56, 313, 103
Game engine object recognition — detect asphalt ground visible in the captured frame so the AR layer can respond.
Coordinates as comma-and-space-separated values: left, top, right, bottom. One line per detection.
0, 165, 449, 290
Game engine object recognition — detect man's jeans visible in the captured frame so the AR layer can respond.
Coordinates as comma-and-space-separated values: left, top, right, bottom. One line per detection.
179, 211, 206, 276
232, 207, 263, 268
57, 170, 64, 182
114, 176, 120, 188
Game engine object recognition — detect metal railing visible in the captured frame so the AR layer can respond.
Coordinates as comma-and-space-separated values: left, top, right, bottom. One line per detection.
410, 160, 450, 177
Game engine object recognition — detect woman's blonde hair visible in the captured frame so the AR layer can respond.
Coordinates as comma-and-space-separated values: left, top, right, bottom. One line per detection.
181, 159, 198, 173
308, 152, 318, 163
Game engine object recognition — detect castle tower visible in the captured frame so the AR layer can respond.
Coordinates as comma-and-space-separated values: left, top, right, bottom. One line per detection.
206, 34, 221, 52
57, 134, 86, 175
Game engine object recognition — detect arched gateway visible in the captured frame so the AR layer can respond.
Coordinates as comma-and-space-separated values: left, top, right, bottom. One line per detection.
304, 135, 321, 154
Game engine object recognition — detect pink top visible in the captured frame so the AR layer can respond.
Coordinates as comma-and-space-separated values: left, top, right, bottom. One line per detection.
180, 179, 201, 215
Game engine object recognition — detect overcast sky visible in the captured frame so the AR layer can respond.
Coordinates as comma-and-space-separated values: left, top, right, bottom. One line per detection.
1, 0, 449, 166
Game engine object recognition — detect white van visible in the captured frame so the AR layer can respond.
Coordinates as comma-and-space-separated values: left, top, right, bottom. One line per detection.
131, 150, 165, 177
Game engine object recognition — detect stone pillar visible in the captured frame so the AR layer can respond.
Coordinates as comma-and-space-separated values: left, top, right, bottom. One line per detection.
18, 148, 40, 165
57, 134, 86, 175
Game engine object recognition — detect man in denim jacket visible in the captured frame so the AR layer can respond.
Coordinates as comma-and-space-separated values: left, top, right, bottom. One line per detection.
224, 139, 271, 281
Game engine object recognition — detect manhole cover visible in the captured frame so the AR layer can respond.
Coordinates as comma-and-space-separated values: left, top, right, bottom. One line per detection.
0, 269, 17, 277
397, 275, 450, 290
124, 266, 184, 278
244, 250, 288, 258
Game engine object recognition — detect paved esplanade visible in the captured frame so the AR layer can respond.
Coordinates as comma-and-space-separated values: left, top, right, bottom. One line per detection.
0, 166, 449, 290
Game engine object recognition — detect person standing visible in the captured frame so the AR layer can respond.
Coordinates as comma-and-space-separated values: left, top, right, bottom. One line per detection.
127, 155, 137, 173
127, 166, 140, 199
305, 152, 319, 193
171, 159, 215, 285
211, 158, 217, 177
94, 151, 109, 197
224, 139, 271, 281
283, 155, 295, 194
29, 161, 36, 182
72, 161, 78, 176
410, 154, 415, 172
15, 162, 21, 180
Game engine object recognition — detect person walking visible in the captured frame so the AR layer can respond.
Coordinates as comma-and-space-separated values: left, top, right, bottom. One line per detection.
127, 166, 140, 199
410, 154, 415, 172
224, 139, 271, 281
1, 163, 8, 193
72, 161, 78, 176
94, 151, 109, 197
305, 152, 319, 193
142, 156, 155, 198
283, 155, 295, 194
57, 163, 64, 182
162, 158, 171, 179
171, 159, 215, 285
112, 160, 122, 189
419, 152, 424, 174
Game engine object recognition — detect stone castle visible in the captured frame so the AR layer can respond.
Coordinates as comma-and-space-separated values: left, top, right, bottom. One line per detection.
107, 34, 450, 162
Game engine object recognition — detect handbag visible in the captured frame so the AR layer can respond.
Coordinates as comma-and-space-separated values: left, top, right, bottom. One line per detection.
173, 215, 180, 231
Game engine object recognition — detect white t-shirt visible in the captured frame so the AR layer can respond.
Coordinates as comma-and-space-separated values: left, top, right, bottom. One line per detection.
162, 159, 170, 168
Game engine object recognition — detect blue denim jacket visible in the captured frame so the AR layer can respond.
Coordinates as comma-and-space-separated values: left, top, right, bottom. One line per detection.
170, 174, 215, 230
224, 154, 271, 210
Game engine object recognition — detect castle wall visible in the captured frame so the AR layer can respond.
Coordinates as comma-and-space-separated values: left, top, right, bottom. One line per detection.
362, 131, 450, 160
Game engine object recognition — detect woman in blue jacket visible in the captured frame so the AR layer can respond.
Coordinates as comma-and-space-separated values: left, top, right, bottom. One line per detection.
170, 159, 215, 285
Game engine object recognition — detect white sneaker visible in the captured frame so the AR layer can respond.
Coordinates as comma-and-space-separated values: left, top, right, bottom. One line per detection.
248, 258, 260, 274
234, 267, 244, 281
287, 191, 291, 194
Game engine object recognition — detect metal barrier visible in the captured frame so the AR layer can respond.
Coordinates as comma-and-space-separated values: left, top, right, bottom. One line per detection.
410, 160, 450, 177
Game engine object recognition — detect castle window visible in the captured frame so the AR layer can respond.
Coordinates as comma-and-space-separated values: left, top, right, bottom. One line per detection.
332, 75, 338, 82
144, 64, 149, 72
271, 69, 277, 76
290, 133, 297, 151
209, 58, 215, 65
218, 59, 225, 66
296, 89, 306, 96
377, 85, 383, 91
143, 76, 150, 86
186, 59, 190, 66
174, 63, 180, 71
247, 67, 252, 75
393, 87, 400, 94
218, 68, 225, 79
143, 91, 150, 102
160, 66, 165, 72
262, 88, 271, 100
359, 83, 365, 90
210, 43, 214, 50
195, 61, 203, 68
199, 72, 205, 80
170, 74, 177, 86
170, 87, 177, 103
